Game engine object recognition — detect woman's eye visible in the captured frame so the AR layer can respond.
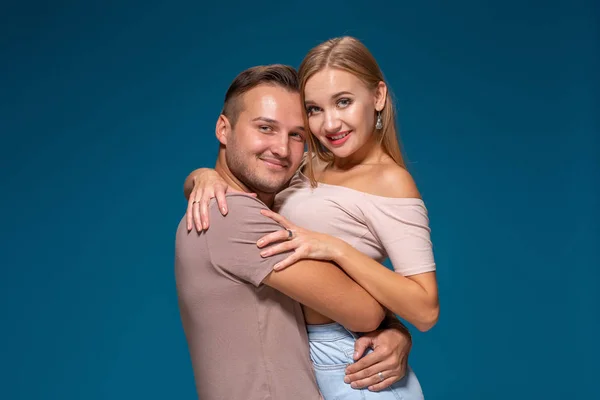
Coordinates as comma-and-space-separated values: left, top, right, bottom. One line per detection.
306, 105, 321, 115
337, 98, 352, 108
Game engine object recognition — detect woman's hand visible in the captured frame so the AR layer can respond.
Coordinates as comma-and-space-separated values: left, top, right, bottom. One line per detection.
186, 169, 254, 232
257, 209, 348, 271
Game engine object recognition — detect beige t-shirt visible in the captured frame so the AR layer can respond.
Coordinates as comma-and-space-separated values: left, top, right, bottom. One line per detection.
175, 194, 320, 400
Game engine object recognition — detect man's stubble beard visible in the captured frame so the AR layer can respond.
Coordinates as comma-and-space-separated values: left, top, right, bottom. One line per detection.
225, 145, 286, 195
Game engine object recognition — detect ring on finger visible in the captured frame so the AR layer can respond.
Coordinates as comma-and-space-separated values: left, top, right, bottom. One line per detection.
286, 229, 293, 240
377, 371, 384, 382
192, 200, 200, 204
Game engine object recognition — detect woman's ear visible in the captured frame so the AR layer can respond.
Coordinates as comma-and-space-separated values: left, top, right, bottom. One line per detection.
375, 81, 387, 112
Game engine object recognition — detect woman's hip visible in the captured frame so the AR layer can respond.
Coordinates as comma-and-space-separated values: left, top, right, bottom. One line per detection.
307, 323, 424, 400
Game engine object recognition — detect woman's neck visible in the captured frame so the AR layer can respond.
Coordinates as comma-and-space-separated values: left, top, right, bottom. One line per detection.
330, 136, 390, 171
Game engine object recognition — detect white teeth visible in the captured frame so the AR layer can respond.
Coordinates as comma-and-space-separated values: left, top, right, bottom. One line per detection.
330, 132, 349, 140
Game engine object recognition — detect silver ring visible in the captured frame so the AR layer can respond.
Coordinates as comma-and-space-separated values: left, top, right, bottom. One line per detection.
192, 200, 200, 204
286, 229, 293, 240
378, 371, 384, 382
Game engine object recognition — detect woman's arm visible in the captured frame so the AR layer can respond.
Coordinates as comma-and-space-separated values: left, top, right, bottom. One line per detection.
183, 168, 213, 200
183, 167, 240, 231
332, 244, 439, 332
332, 166, 439, 331
257, 209, 439, 332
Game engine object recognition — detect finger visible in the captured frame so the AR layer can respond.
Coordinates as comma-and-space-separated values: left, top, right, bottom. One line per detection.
347, 368, 393, 390
352, 336, 374, 361
260, 209, 293, 229
345, 357, 393, 384
186, 190, 197, 231
345, 349, 382, 376
214, 185, 229, 216
367, 375, 401, 392
273, 253, 302, 271
260, 241, 298, 258
191, 189, 203, 232
192, 189, 203, 232
257, 230, 291, 248
199, 192, 214, 231
193, 200, 203, 232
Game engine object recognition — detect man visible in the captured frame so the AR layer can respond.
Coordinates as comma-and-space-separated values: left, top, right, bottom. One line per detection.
175, 65, 411, 400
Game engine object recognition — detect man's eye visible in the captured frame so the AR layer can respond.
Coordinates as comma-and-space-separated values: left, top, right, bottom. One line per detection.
259, 125, 272, 132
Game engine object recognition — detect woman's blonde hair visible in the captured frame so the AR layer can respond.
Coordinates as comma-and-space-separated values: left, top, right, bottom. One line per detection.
298, 36, 405, 186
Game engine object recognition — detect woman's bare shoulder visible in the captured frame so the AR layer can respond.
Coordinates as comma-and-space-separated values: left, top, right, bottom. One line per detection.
359, 164, 421, 199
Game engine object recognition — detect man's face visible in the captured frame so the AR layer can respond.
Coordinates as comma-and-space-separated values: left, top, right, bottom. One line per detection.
221, 84, 306, 195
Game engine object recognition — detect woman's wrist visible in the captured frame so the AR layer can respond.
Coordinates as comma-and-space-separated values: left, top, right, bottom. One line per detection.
331, 238, 354, 264
194, 168, 219, 185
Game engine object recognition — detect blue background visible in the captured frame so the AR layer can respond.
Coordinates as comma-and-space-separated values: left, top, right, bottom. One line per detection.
1, 1, 598, 399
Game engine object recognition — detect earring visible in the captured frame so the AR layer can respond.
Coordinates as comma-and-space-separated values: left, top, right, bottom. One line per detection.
375, 111, 383, 130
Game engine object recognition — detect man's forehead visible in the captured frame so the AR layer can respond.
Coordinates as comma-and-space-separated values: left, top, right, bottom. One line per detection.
241, 85, 303, 119
243, 85, 300, 105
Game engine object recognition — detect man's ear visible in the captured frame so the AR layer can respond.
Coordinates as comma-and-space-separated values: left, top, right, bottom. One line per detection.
374, 81, 387, 112
216, 115, 231, 145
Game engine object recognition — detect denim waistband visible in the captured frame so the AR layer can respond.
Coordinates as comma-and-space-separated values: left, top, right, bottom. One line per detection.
306, 323, 360, 341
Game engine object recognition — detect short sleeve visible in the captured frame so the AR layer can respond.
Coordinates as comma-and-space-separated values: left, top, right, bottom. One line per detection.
363, 200, 436, 276
204, 194, 293, 287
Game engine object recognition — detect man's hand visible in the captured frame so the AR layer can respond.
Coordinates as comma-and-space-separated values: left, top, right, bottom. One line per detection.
343, 327, 411, 392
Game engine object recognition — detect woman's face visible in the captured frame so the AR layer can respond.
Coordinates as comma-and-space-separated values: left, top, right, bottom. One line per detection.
303, 68, 385, 159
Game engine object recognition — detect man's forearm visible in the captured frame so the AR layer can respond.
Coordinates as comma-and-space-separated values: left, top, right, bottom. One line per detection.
379, 310, 411, 337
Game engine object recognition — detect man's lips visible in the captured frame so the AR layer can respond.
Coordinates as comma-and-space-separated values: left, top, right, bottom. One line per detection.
261, 158, 288, 168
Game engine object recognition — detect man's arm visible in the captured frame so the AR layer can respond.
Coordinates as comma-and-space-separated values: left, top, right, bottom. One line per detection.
263, 260, 385, 333
206, 194, 385, 333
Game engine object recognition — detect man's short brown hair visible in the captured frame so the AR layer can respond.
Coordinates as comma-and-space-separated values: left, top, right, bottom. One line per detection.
222, 64, 300, 127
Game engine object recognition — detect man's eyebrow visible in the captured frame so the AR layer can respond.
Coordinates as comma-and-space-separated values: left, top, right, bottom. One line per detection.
252, 117, 278, 124
252, 116, 304, 131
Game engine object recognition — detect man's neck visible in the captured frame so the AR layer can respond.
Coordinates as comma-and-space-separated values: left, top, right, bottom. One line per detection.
215, 154, 275, 208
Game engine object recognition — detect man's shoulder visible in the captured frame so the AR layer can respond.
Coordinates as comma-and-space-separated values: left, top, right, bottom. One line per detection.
210, 193, 269, 225
222, 193, 268, 209
207, 194, 278, 239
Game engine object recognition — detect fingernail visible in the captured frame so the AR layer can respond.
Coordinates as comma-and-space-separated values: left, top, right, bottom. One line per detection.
221, 207, 227, 213
343, 377, 350, 384
257, 239, 264, 246
203, 223, 208, 229
351, 383, 357, 389
354, 352, 359, 358
273, 263, 280, 270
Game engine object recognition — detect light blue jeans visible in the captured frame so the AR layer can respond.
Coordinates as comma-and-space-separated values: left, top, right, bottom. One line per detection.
307, 323, 424, 400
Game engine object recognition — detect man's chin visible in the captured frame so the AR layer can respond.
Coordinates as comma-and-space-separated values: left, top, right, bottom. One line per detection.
251, 180, 288, 195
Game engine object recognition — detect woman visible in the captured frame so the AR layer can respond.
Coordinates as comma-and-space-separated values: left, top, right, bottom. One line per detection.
186, 37, 438, 399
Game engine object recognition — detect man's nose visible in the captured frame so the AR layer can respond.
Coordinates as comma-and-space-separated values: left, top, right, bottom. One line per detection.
271, 133, 289, 158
